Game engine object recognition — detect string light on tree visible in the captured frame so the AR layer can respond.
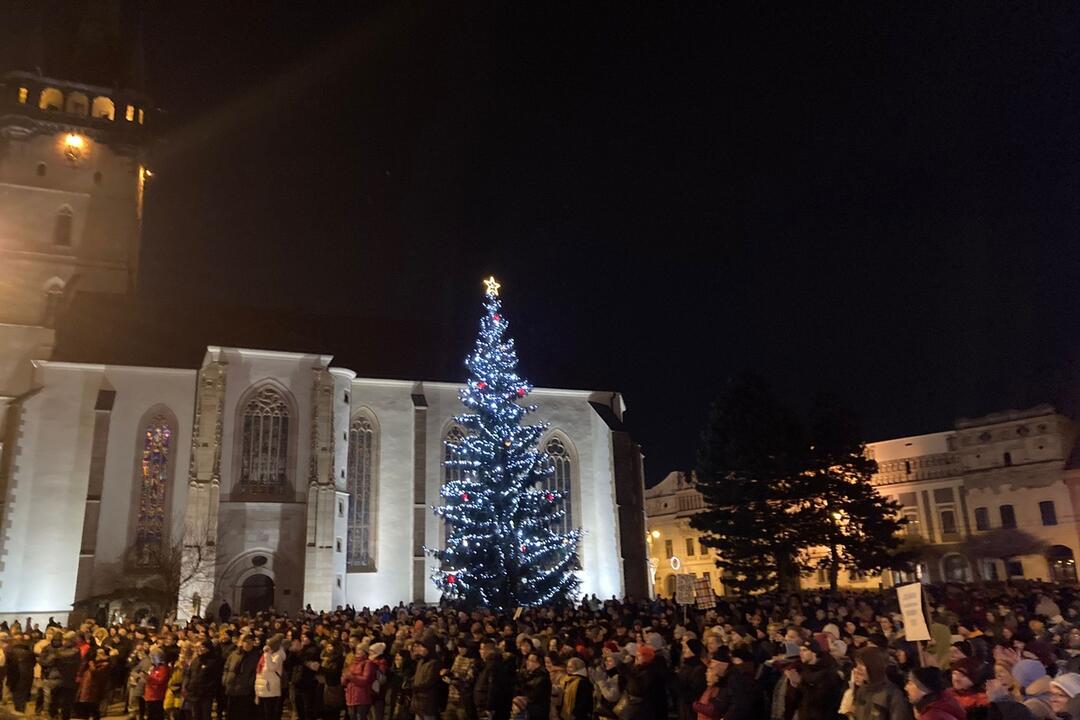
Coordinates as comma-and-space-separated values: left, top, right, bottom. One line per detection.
426, 276, 582, 609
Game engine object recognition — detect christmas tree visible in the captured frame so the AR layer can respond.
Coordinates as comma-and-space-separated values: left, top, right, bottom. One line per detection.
428, 276, 582, 609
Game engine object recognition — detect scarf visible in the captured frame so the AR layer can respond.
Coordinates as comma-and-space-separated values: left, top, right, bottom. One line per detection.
561, 676, 581, 720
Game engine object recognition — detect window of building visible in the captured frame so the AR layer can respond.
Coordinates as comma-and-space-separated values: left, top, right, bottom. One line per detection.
904, 461, 911, 475
91, 96, 114, 120
53, 207, 73, 246
1040, 501, 1057, 526
1005, 560, 1024, 577
851, 569, 867, 582
17, 87, 27, 104
36, 162, 46, 177
65, 91, 88, 116
545, 437, 574, 535
441, 425, 466, 550
664, 539, 673, 559
335, 538, 343, 553
940, 510, 957, 535
125, 104, 135, 122
816, 567, 827, 584
39, 88, 63, 111
903, 510, 921, 537
134, 415, 172, 566
1004, 452, 1013, 467
1000, 504, 1017, 529
974, 507, 990, 531
346, 413, 377, 571
238, 386, 291, 494
138, 108, 145, 124
686, 537, 695, 556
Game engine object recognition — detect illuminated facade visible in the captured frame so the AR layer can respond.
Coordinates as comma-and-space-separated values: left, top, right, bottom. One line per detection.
647, 406, 1080, 596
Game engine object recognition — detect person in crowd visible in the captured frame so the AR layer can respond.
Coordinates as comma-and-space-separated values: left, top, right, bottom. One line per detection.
186, 639, 224, 720
674, 639, 705, 720
256, 635, 287, 720
75, 647, 111, 720
559, 659, 591, 720
514, 652, 551, 720
144, 649, 172, 720
224, 634, 260, 720
411, 636, 441, 720
904, 668, 964, 720
6, 632, 35, 715
850, 646, 912, 720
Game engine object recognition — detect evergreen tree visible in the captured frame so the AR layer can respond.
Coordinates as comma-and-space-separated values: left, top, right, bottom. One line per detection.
804, 396, 907, 591
429, 277, 581, 610
690, 372, 812, 593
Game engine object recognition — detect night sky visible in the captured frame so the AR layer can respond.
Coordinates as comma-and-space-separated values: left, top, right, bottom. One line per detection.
75, 3, 1080, 482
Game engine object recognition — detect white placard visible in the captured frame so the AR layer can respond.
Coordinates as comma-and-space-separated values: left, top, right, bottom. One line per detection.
675, 574, 696, 605
896, 582, 931, 642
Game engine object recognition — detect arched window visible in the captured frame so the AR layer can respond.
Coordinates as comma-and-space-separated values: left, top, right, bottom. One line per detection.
65, 91, 88, 116
91, 96, 115, 120
39, 88, 63, 111
135, 416, 172, 566
441, 426, 465, 552
238, 386, 291, 494
53, 207, 73, 246
545, 436, 573, 535
347, 413, 377, 572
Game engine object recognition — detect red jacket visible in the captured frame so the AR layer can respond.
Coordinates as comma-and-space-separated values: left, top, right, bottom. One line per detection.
144, 664, 171, 702
916, 691, 965, 720
344, 658, 376, 707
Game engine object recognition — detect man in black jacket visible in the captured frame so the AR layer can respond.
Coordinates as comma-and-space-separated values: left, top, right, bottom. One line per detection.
473, 641, 513, 720
514, 653, 551, 720
188, 641, 224, 720
7, 633, 36, 713
223, 635, 260, 720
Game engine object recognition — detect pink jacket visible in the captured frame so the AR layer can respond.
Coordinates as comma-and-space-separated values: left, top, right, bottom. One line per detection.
344, 658, 376, 707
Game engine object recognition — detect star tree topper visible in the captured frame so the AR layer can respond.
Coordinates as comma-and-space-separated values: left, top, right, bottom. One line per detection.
484, 275, 501, 297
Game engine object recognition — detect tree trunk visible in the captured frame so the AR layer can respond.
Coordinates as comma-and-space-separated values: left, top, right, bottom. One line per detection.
829, 542, 840, 592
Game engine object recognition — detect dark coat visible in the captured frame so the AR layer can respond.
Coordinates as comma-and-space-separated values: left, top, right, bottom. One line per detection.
41, 644, 81, 689
797, 657, 845, 720
187, 650, 224, 703
474, 655, 515, 720
6, 642, 35, 694
223, 648, 260, 697
520, 667, 551, 720
78, 659, 111, 704
561, 675, 593, 720
675, 657, 706, 720
411, 656, 442, 717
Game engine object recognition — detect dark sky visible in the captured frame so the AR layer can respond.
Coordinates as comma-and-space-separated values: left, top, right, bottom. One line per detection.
105, 2, 1080, 482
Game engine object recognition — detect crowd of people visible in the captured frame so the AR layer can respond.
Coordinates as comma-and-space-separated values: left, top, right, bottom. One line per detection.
3, 582, 1080, 720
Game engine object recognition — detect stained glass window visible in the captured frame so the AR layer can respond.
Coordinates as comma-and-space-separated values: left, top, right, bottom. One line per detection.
239, 387, 290, 494
347, 414, 376, 571
545, 437, 573, 535
135, 417, 172, 566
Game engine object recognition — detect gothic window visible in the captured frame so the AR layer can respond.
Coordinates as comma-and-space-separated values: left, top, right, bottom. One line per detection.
135, 416, 172, 566
442, 426, 465, 548
53, 207, 73, 246
238, 386, 291, 494
545, 437, 573, 535
346, 413, 377, 572
39, 88, 63, 111
65, 91, 88, 116
91, 96, 115, 120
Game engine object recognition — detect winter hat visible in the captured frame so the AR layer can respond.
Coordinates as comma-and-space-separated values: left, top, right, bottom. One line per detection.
1051, 672, 1080, 699
368, 642, 386, 659
1023, 640, 1056, 668
909, 667, 946, 695
822, 623, 841, 640
637, 645, 656, 664
731, 645, 753, 663
684, 638, 703, 658
566, 657, 587, 677
1010, 659, 1048, 691
950, 658, 985, 684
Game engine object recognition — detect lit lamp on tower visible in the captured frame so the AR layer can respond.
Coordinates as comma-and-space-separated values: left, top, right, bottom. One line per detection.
62, 133, 86, 164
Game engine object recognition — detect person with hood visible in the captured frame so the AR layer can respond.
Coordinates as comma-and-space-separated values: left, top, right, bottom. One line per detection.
1009, 659, 1055, 720
903, 668, 964, 720
795, 639, 845, 720
410, 636, 441, 720
223, 634, 261, 720
1048, 672, 1080, 719
850, 647, 912, 720
319, 641, 346, 720
256, 635, 287, 720
675, 639, 705, 720
344, 640, 382, 720
627, 644, 667, 720
713, 645, 758, 720
559, 659, 592, 720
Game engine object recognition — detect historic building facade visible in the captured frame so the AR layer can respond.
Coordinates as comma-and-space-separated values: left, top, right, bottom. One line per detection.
646, 406, 1080, 596
0, 46, 648, 623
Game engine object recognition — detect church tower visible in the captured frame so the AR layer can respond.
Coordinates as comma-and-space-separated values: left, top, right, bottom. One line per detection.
0, 0, 151, 399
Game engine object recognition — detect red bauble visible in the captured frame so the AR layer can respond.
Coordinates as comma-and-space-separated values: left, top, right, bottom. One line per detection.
461, 492, 470, 501
477, 381, 487, 389
545, 492, 554, 502
493, 314, 501, 322
521, 544, 527, 553
517, 388, 526, 397
447, 574, 456, 585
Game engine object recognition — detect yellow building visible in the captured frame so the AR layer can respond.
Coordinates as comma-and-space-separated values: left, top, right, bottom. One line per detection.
646, 405, 1080, 595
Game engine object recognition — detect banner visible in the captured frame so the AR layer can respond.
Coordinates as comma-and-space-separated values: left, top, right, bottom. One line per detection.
896, 582, 931, 641
693, 577, 716, 609
675, 574, 696, 605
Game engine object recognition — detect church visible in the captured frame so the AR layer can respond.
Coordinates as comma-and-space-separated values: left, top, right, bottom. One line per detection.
0, 12, 648, 623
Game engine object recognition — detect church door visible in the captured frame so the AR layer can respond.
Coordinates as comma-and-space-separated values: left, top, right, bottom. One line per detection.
240, 574, 275, 613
